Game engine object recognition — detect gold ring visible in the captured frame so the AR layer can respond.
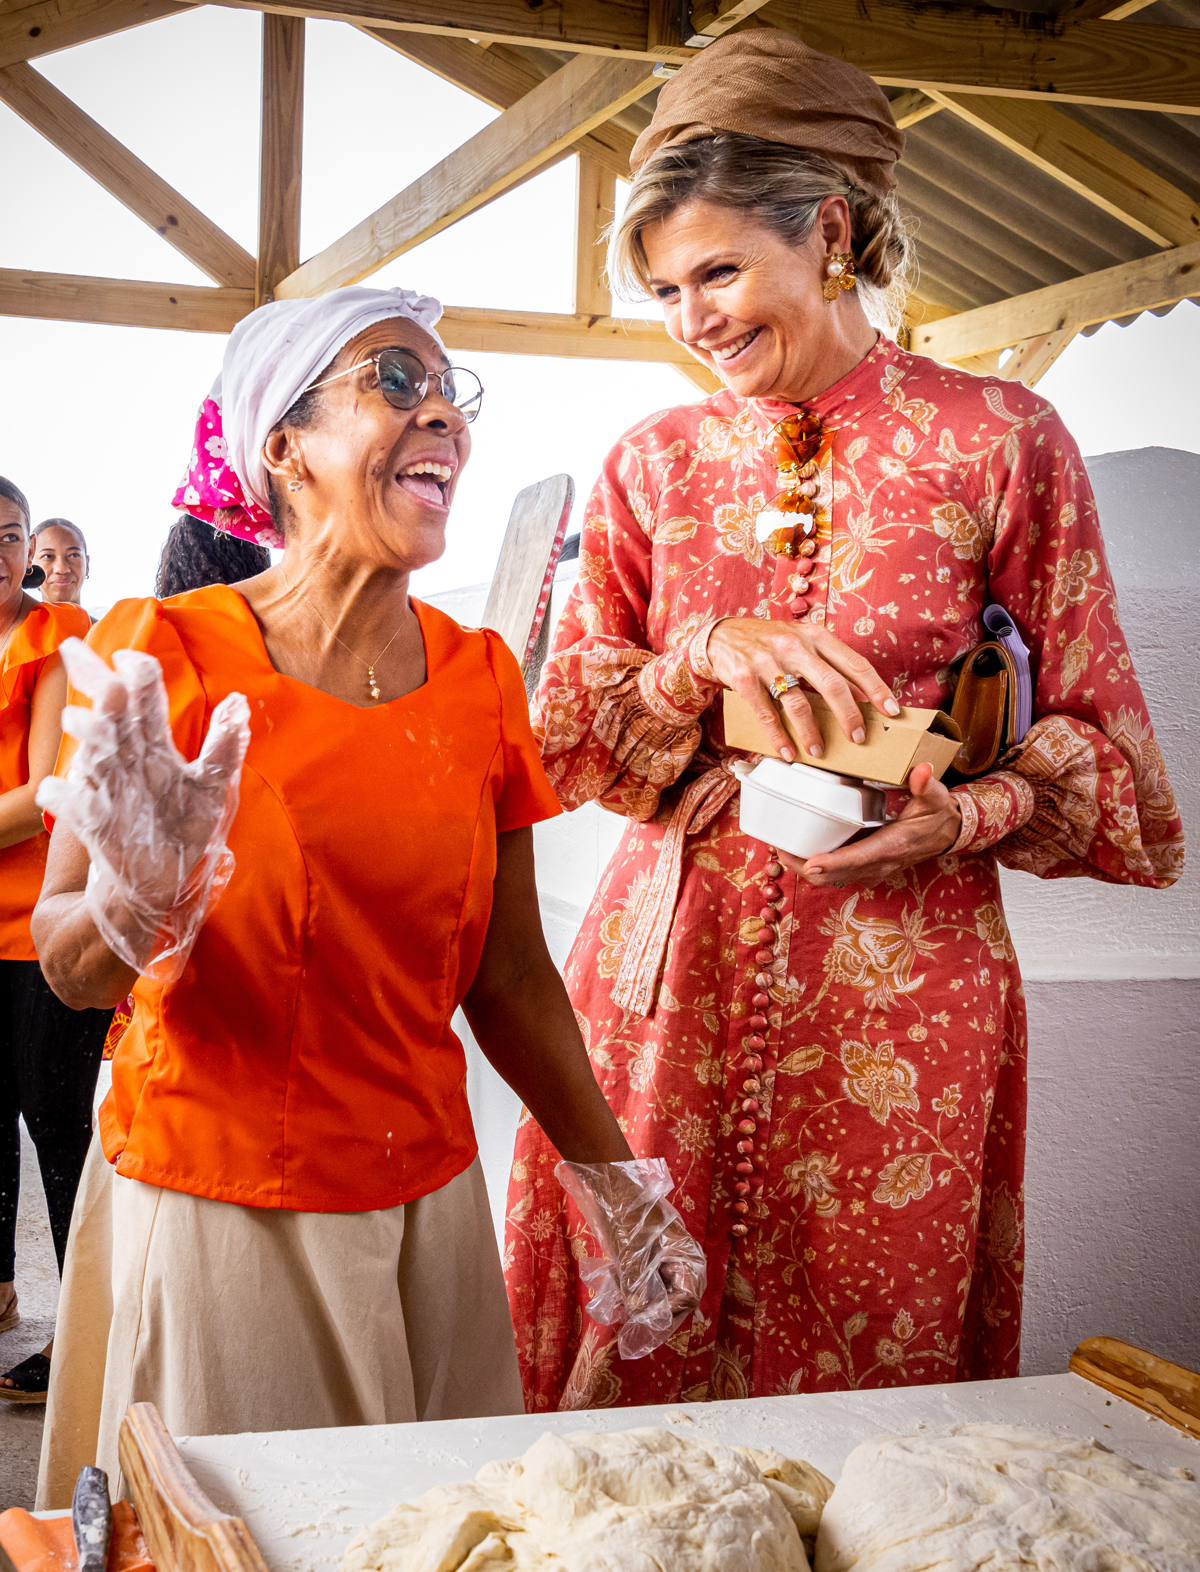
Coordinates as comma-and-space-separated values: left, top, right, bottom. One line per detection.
769, 673, 801, 701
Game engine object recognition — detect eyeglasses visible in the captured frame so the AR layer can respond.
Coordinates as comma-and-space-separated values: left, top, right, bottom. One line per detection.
754, 412, 826, 559
308, 346, 484, 423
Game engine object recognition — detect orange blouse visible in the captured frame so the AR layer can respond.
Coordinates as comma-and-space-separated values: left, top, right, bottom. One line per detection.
0, 601, 89, 960
69, 587, 560, 1212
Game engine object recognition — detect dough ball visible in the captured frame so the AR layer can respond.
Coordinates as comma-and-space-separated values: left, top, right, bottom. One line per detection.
343, 1427, 820, 1572
734, 1448, 835, 1542
815, 1423, 1200, 1572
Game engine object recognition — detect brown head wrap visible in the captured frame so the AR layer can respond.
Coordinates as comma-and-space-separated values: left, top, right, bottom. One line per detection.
630, 31, 904, 198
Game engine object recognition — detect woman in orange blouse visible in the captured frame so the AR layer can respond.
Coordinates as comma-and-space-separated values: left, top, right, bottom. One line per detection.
32, 520, 91, 612
0, 476, 108, 1405
32, 287, 699, 1502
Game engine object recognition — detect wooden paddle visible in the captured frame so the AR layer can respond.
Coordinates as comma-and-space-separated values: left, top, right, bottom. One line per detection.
481, 473, 574, 697
117, 1404, 268, 1572
1070, 1336, 1200, 1439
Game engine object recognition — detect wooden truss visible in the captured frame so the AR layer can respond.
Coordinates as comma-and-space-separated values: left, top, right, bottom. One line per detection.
2, 0, 1199, 389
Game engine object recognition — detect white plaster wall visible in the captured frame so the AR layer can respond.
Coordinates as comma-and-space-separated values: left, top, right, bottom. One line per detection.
998, 447, 1199, 981
436, 445, 1200, 1376
1021, 978, 1200, 1376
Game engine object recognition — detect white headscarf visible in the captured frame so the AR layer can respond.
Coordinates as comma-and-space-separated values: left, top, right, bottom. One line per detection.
214, 285, 444, 523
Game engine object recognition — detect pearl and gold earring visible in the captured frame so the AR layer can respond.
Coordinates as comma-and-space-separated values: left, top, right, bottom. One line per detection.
823, 252, 857, 302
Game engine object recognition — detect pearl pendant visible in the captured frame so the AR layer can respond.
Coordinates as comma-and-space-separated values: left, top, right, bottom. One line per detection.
368, 666, 381, 701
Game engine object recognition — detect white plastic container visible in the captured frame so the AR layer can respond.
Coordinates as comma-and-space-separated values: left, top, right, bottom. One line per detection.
736, 758, 886, 860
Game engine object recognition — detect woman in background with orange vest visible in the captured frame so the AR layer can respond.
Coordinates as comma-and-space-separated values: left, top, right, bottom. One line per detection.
0, 476, 110, 1405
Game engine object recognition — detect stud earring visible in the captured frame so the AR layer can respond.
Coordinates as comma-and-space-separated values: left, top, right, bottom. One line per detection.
287, 476, 303, 493
823, 252, 857, 302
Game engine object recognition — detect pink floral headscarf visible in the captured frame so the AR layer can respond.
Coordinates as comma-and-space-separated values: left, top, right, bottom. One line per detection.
173, 285, 444, 548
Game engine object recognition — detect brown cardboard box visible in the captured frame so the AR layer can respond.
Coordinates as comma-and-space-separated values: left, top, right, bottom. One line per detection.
723, 689, 962, 787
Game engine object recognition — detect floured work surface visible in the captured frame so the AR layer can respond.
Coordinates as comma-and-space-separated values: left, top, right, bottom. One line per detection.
177, 1375, 1200, 1572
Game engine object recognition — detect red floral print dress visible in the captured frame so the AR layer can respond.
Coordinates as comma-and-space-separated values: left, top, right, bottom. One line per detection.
505, 336, 1182, 1412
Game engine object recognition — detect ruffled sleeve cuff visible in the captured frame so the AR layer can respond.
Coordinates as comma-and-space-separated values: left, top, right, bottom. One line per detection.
635, 617, 725, 728
950, 770, 1037, 855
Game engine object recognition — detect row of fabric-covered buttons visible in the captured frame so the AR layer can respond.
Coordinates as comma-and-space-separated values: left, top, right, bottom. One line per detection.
732, 849, 784, 1237
786, 482, 819, 616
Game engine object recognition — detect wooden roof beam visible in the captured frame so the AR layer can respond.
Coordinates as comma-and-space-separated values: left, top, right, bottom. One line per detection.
358, 31, 637, 180
998, 327, 1079, 387
1056, 0, 1159, 23
444, 300, 722, 391
685, 0, 774, 44
275, 51, 659, 299
0, 275, 705, 369
761, 0, 1200, 114
206, 0, 1200, 112
357, 29, 545, 107
0, 268, 252, 331
256, 14, 305, 303
0, 0, 184, 69
888, 89, 943, 130
437, 305, 697, 364
574, 155, 615, 318
0, 61, 255, 288
913, 240, 1200, 361
925, 91, 1200, 250
880, 1, 1175, 139
209, 0, 674, 60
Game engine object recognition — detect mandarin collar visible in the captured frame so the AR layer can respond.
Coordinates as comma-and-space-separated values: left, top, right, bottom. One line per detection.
742, 333, 910, 437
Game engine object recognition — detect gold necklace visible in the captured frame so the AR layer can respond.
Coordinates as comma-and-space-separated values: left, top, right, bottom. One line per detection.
283, 571, 406, 702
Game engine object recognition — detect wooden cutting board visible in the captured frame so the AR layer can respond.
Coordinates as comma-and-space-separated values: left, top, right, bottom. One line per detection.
117, 1405, 267, 1572
1070, 1336, 1200, 1439
480, 473, 574, 694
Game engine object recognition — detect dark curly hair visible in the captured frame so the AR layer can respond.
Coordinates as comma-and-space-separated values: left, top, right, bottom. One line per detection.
156, 515, 271, 599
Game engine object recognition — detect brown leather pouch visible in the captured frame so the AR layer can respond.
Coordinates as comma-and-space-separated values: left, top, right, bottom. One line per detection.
946, 640, 1019, 781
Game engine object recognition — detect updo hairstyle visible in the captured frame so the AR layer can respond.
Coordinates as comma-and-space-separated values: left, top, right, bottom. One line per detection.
609, 133, 913, 336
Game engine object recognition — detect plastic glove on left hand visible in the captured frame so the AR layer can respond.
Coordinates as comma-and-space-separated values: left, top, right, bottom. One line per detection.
555, 1157, 707, 1360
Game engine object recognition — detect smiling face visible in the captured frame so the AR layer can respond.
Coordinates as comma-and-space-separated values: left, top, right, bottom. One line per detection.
263, 316, 471, 575
0, 499, 31, 618
643, 197, 872, 403
34, 525, 88, 605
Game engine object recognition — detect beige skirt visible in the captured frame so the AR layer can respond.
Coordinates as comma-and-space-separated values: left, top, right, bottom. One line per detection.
37, 1136, 522, 1507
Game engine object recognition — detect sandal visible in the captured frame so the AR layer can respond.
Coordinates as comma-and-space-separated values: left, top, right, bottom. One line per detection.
0, 1302, 18, 1334
0, 1352, 50, 1404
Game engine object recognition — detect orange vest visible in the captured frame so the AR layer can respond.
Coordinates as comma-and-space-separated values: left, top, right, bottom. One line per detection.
0, 601, 89, 960
70, 587, 560, 1211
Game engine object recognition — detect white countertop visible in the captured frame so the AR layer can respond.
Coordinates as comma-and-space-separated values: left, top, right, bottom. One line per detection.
176, 1374, 1200, 1572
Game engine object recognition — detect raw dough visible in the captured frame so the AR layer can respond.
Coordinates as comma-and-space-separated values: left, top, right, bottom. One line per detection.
342, 1427, 833, 1572
735, 1447, 834, 1547
815, 1423, 1200, 1572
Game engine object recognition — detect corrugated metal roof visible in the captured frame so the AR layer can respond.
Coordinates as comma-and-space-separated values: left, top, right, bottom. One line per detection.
896, 114, 1160, 311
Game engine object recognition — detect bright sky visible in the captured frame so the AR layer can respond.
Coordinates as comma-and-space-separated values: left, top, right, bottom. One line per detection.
2, 5, 1198, 612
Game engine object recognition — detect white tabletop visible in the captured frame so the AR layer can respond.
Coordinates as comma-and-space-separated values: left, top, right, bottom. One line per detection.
176, 1374, 1200, 1572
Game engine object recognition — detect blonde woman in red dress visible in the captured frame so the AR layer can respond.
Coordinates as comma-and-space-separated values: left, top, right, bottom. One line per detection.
504, 32, 1183, 1411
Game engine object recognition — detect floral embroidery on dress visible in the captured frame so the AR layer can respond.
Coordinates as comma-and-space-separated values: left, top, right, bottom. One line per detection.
504, 336, 1182, 1413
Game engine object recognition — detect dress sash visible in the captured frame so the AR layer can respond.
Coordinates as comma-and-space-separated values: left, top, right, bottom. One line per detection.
612, 762, 741, 1018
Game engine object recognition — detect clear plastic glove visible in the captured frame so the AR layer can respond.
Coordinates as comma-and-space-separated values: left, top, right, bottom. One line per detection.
36, 638, 251, 984
555, 1157, 707, 1360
